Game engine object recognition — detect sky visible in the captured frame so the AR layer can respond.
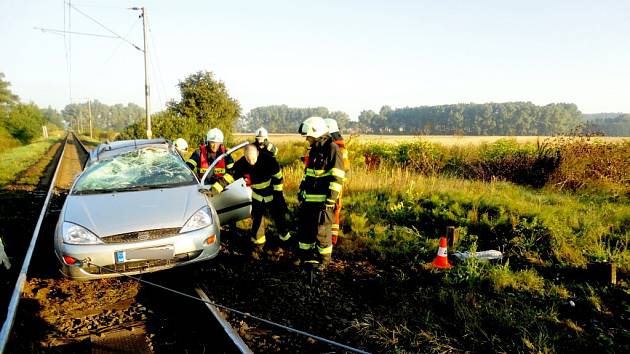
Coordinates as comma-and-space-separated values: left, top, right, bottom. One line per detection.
1, 0, 629, 120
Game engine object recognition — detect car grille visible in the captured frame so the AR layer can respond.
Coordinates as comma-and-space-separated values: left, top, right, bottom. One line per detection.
101, 228, 181, 244
83, 250, 203, 275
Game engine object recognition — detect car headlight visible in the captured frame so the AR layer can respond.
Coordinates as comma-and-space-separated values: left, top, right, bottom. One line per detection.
180, 206, 213, 233
62, 222, 103, 245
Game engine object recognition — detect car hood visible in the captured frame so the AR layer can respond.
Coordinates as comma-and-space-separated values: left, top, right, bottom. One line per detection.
63, 185, 206, 237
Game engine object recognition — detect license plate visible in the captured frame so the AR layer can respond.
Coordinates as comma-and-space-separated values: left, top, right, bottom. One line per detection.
115, 250, 126, 264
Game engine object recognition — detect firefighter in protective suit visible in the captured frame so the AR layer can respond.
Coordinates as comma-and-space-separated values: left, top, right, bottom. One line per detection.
187, 128, 234, 184
254, 127, 278, 157
323, 118, 349, 245
297, 117, 345, 270
211, 144, 292, 259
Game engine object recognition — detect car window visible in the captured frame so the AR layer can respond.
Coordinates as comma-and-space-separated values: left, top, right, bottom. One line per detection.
72, 147, 196, 194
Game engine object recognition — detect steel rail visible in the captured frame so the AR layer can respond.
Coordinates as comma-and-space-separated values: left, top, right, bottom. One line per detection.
194, 286, 253, 354
0, 133, 70, 352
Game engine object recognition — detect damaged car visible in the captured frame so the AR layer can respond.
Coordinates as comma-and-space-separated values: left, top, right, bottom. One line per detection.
54, 138, 251, 280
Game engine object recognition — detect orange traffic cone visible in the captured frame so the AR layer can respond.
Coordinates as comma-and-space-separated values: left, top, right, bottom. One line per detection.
431, 236, 453, 269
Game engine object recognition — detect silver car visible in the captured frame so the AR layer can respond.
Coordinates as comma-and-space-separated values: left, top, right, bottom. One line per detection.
54, 139, 251, 280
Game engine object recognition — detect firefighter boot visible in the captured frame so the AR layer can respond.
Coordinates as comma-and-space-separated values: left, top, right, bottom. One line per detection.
250, 243, 265, 261
317, 255, 331, 272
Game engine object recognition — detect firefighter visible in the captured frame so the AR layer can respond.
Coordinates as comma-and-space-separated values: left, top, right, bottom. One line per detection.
211, 144, 292, 259
254, 127, 278, 157
297, 116, 344, 270
187, 128, 234, 184
323, 118, 349, 245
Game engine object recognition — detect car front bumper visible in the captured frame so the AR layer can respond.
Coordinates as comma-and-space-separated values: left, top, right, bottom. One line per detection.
56, 225, 220, 280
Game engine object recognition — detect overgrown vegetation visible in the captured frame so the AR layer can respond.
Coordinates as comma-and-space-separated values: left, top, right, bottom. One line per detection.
355, 136, 630, 196
274, 136, 629, 352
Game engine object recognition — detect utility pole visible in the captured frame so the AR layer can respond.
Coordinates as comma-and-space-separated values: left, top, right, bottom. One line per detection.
140, 7, 151, 139
87, 99, 93, 138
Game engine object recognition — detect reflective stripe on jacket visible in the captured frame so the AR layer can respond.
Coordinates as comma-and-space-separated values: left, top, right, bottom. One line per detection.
299, 135, 344, 206
212, 150, 283, 203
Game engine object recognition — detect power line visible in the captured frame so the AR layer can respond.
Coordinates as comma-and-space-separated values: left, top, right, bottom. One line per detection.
85, 262, 371, 354
68, 0, 72, 102
66, 1, 142, 52
34, 27, 118, 39
102, 17, 141, 65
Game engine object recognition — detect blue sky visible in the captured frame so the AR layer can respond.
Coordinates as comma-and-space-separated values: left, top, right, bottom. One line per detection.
1, 0, 629, 119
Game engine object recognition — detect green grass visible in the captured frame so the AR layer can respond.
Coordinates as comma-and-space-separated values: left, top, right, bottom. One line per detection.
273, 138, 629, 352
0, 125, 22, 153
0, 137, 62, 188
278, 140, 629, 271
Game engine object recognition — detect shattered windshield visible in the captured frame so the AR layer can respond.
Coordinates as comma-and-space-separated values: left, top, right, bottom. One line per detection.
72, 147, 196, 194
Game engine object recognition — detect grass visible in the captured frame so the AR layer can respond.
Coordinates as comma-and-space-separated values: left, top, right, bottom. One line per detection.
275, 138, 629, 351
233, 133, 629, 146
0, 125, 22, 153
0, 137, 62, 188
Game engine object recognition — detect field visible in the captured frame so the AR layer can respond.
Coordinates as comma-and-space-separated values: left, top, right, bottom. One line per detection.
262, 135, 629, 352
233, 133, 629, 146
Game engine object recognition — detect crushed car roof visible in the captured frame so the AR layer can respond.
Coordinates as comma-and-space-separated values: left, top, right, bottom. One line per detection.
88, 138, 169, 164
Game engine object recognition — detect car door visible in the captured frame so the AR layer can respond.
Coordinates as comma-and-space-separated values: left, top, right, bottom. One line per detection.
208, 177, 252, 225
200, 142, 252, 225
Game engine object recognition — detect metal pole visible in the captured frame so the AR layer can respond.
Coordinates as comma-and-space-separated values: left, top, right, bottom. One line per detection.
141, 7, 152, 139
87, 99, 93, 138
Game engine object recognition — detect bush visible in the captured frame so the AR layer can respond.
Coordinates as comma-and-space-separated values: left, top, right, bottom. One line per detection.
549, 137, 630, 197
2, 103, 45, 144
0, 125, 21, 152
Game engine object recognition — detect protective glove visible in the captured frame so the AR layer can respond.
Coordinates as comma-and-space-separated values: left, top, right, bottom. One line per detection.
200, 187, 219, 197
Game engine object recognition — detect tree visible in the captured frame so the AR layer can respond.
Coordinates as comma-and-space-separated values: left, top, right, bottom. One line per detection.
167, 71, 241, 144
3, 103, 45, 144
41, 106, 64, 129
0, 73, 19, 107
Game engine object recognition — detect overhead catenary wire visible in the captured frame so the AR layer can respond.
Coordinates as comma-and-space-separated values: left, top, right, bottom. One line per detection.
66, 1, 142, 52
34, 27, 119, 39
102, 17, 142, 65
85, 262, 371, 354
65, 0, 72, 102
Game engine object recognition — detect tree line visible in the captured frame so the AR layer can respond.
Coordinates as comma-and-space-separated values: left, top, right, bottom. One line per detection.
353, 102, 583, 136
1, 72, 63, 147
583, 114, 630, 136
239, 105, 350, 133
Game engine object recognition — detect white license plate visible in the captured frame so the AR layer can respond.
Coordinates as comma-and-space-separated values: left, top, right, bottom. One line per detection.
115, 245, 175, 264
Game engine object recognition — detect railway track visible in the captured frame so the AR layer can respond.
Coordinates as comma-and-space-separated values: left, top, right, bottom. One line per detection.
1, 133, 251, 353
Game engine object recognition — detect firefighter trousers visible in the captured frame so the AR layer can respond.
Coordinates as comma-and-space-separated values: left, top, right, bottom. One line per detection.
332, 190, 343, 244
250, 197, 289, 246
297, 202, 333, 265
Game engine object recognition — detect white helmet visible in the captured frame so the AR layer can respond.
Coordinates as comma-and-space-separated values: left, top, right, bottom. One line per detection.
206, 128, 224, 143
324, 118, 339, 134
299, 116, 329, 138
174, 138, 188, 152
255, 127, 268, 139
